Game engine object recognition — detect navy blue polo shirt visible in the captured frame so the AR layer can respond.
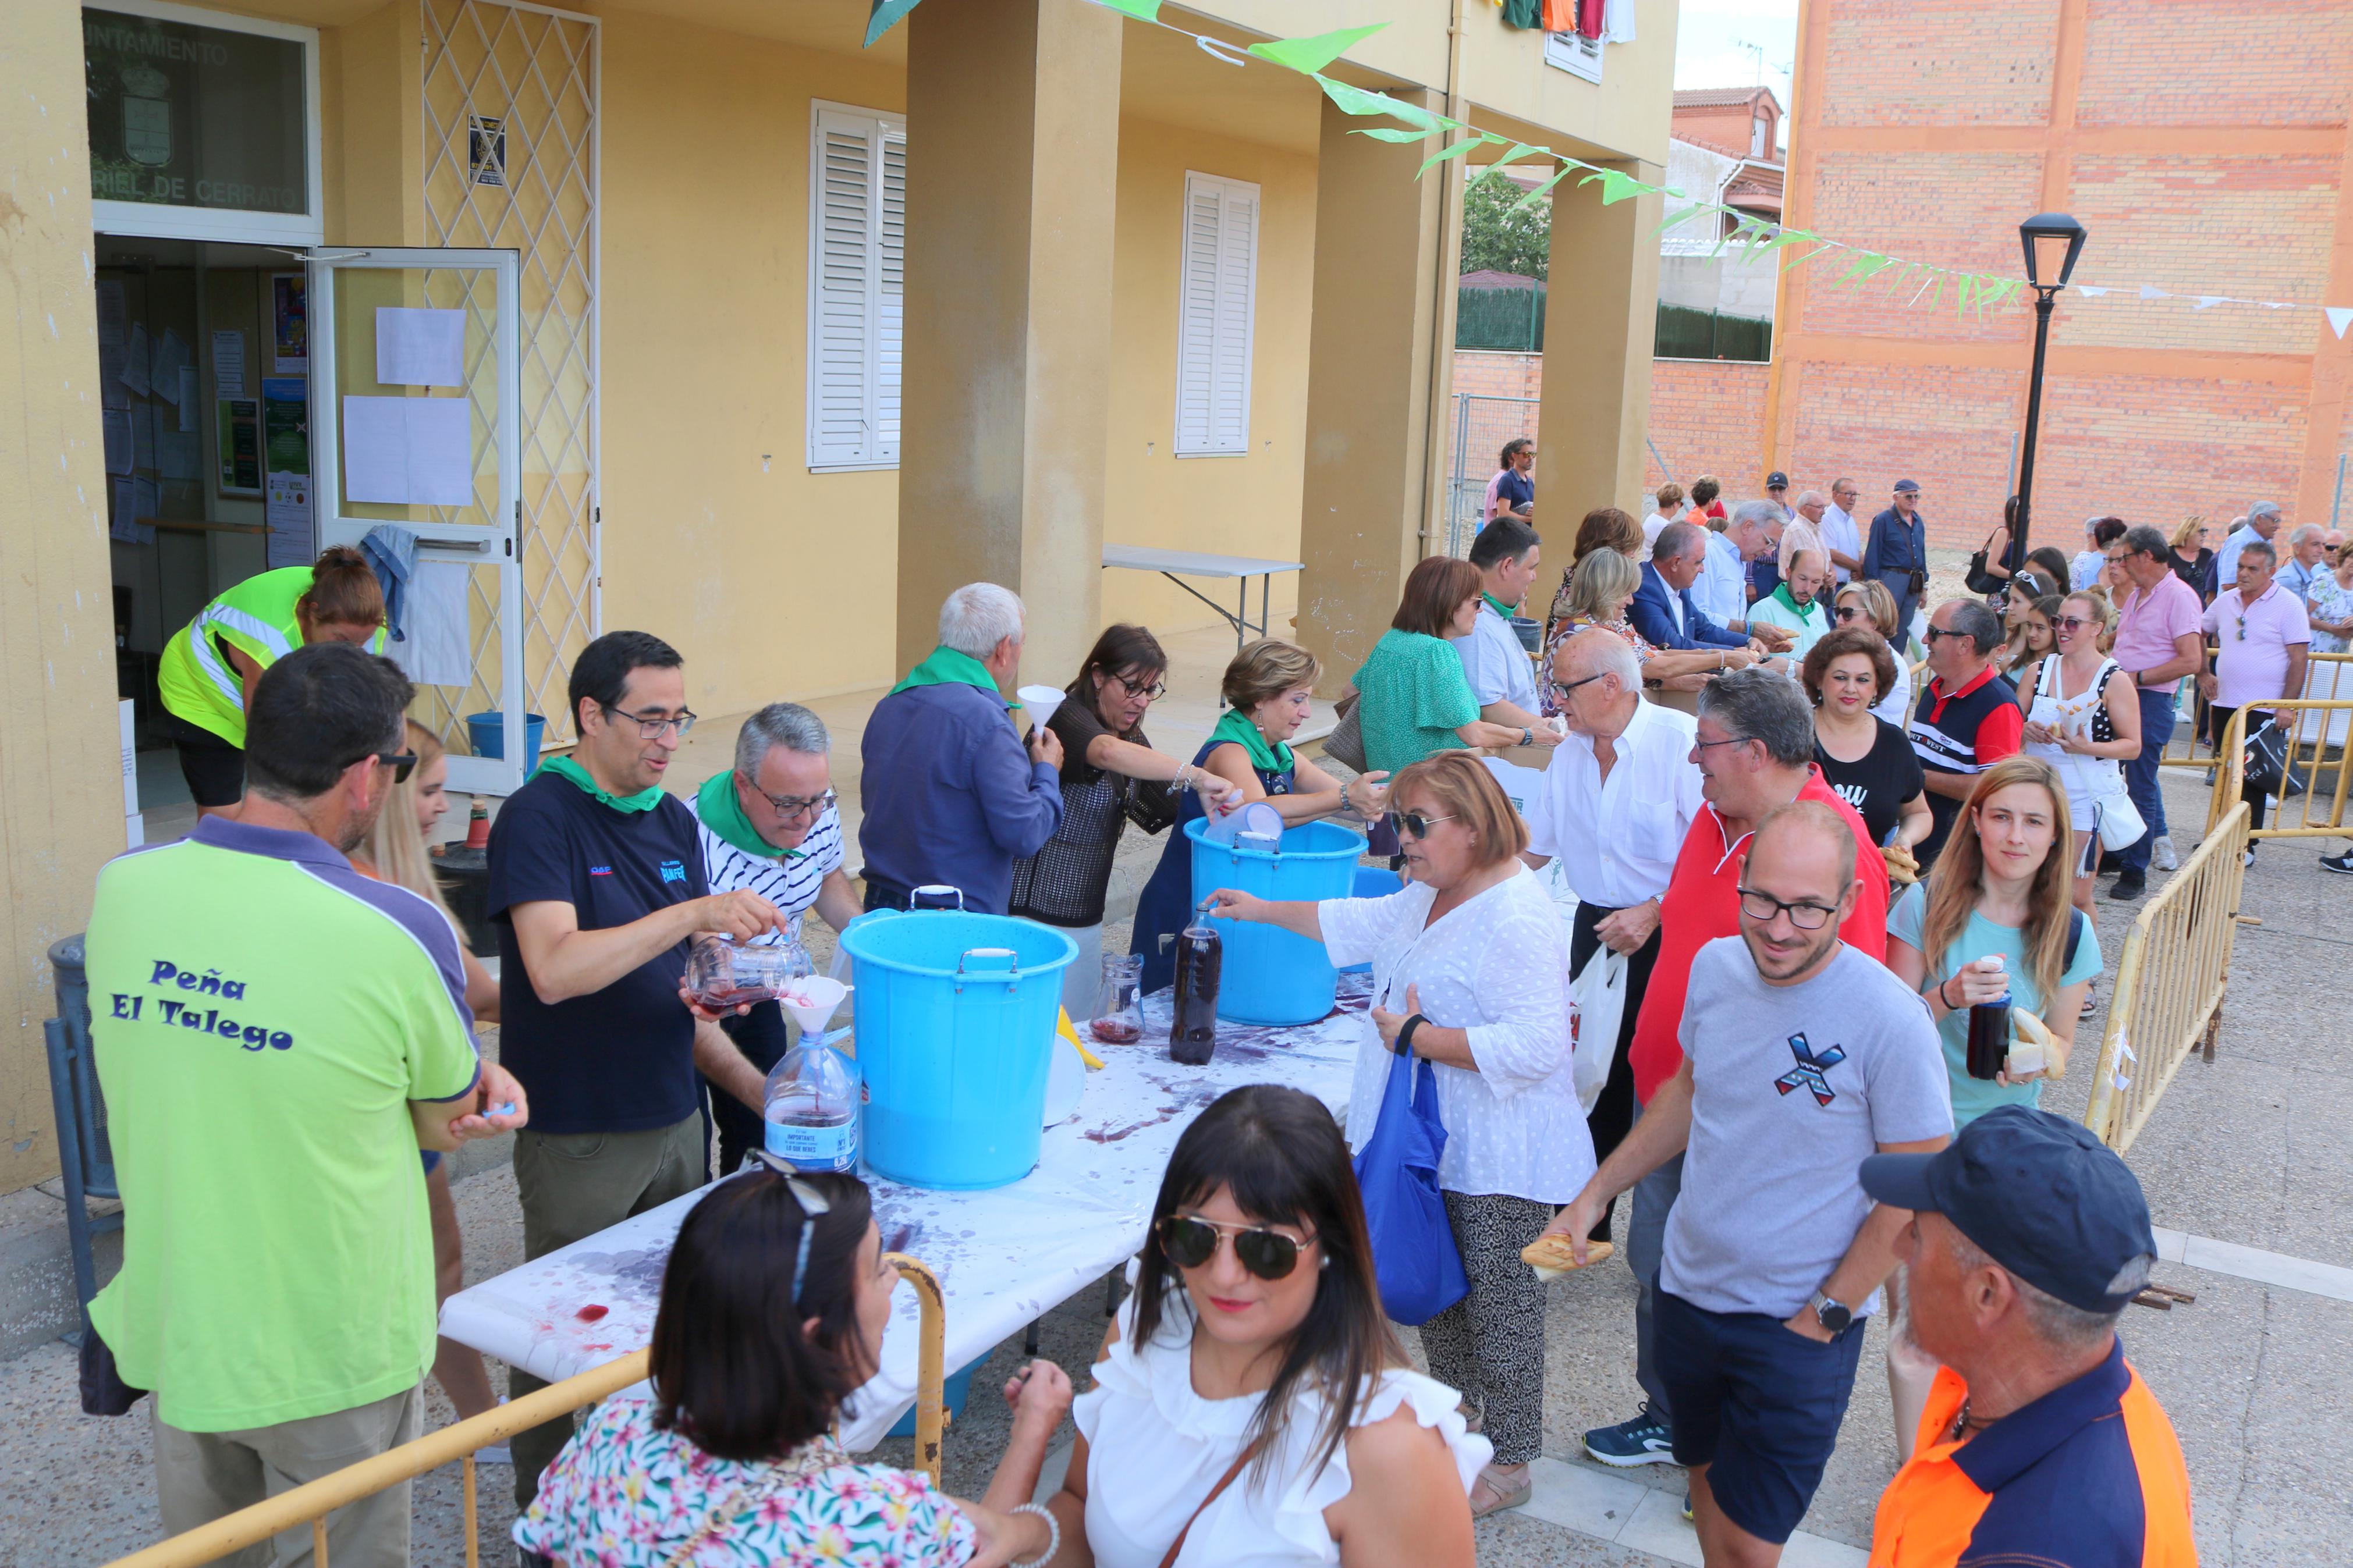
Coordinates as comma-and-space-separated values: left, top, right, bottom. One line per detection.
1495, 469, 1534, 514
487, 770, 709, 1135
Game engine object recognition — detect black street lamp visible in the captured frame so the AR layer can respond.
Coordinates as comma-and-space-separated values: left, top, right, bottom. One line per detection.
2011, 212, 2088, 566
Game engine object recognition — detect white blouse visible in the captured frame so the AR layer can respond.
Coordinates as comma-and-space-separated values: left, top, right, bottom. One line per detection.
1073, 1286, 1490, 1568
1873, 660, 1914, 728
1319, 866, 1596, 1204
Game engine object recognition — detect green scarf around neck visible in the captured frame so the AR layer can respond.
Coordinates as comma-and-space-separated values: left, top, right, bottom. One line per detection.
541, 753, 665, 813
1770, 582, 1822, 624
695, 769, 805, 861
1481, 591, 1521, 620
889, 645, 1012, 706
1207, 707, 1294, 776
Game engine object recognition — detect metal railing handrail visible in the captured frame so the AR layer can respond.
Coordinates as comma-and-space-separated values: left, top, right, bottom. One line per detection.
2206, 699, 2353, 839
105, 1254, 949, 1568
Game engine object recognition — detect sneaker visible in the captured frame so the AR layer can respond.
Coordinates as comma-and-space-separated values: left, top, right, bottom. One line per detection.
1584, 1403, 1676, 1467
2109, 868, 2146, 901
2152, 835, 2179, 872
2244, 848, 2256, 868
2080, 978, 2100, 1019
2322, 850, 2353, 874
1681, 1494, 1695, 1523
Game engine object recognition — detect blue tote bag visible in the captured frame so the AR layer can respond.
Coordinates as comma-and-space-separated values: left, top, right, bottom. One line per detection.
1351, 1047, 1469, 1325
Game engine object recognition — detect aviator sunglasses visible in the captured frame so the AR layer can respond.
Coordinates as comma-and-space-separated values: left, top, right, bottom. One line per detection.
1156, 1214, 1322, 1280
1384, 809, 1458, 841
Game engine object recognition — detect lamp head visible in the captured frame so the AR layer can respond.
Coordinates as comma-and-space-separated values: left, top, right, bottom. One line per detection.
2019, 212, 2087, 289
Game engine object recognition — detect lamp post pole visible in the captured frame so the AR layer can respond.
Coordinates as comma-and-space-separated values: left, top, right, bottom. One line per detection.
2011, 281, 2061, 566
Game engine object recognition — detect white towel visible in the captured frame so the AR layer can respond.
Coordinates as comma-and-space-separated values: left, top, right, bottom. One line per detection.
390, 560, 475, 687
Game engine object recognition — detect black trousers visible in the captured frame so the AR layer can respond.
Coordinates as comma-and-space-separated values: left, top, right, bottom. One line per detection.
2205, 704, 2273, 831
1568, 899, 1663, 1245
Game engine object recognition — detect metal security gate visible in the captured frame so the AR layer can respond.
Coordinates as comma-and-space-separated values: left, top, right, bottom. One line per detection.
1443, 393, 1541, 558
421, 0, 599, 753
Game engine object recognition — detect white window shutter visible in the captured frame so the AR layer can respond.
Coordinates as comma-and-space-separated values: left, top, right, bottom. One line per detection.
807, 105, 906, 470
1175, 172, 1259, 457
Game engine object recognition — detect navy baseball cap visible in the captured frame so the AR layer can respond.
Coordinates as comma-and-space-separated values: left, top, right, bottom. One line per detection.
1894, 479, 1921, 493
1859, 1105, 2157, 1314
1766, 471, 1789, 488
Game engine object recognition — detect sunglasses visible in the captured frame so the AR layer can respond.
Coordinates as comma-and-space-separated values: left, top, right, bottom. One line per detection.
1384, 810, 1458, 840
750, 1150, 834, 1309
2054, 615, 2092, 632
1834, 605, 1863, 622
1156, 1214, 1319, 1280
354, 750, 417, 783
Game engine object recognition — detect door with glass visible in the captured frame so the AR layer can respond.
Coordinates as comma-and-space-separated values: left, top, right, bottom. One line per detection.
310, 247, 526, 794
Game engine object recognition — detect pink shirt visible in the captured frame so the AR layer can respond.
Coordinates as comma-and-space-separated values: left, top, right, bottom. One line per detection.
2203, 583, 2311, 710
2111, 572, 2203, 695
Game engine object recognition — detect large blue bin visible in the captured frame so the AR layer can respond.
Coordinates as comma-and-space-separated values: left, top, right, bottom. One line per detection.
466, 712, 547, 777
839, 908, 1077, 1190
1186, 817, 1366, 1025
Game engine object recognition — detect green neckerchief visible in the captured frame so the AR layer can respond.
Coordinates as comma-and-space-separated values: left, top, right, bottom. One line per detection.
541, 753, 665, 813
1207, 707, 1293, 776
1770, 582, 1823, 624
888, 645, 1012, 707
695, 769, 806, 861
1481, 591, 1521, 620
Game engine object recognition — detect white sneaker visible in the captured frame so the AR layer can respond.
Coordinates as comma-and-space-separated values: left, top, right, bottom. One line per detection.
2152, 835, 2178, 872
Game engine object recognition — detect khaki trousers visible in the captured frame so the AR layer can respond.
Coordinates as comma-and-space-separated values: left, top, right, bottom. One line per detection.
507, 1114, 707, 1508
151, 1384, 422, 1568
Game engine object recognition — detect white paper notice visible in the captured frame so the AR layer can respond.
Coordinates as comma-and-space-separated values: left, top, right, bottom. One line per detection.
152, 330, 191, 403
391, 560, 477, 686
178, 366, 199, 431
132, 477, 158, 545
123, 323, 152, 397
375, 308, 466, 388
158, 428, 199, 482
100, 344, 130, 410
97, 280, 127, 348
131, 402, 155, 471
109, 477, 136, 544
104, 409, 132, 476
211, 330, 247, 397
343, 396, 474, 506
266, 472, 314, 570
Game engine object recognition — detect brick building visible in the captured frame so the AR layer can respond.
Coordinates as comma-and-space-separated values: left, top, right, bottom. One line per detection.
1721, 0, 2353, 553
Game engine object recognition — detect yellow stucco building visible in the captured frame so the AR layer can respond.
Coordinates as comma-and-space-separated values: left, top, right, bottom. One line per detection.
1, 0, 1673, 1197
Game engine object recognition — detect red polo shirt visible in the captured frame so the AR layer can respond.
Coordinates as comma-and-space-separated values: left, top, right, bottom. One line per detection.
1628, 766, 1891, 1104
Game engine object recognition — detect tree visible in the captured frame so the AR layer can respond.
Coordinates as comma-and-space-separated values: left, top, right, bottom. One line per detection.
1460, 177, 1552, 280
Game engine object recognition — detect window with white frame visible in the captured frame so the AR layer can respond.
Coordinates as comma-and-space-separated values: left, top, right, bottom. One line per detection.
1543, 30, 1604, 83
807, 102, 905, 471
1174, 172, 1259, 458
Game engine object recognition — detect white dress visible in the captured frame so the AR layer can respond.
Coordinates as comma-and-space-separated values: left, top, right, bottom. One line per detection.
1319, 866, 1595, 1205
1073, 1284, 1491, 1568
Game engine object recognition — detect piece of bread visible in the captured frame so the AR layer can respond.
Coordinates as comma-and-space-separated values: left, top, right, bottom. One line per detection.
1521, 1235, 1614, 1282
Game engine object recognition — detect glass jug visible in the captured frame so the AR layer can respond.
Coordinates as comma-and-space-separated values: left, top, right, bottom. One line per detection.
1090, 954, 1144, 1044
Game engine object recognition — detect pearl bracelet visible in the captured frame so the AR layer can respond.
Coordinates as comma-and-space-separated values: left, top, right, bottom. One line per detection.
1009, 1501, 1060, 1568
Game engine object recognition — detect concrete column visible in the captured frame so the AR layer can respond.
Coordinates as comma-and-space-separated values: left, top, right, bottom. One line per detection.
1537, 160, 1666, 520
896, 0, 1122, 682
1296, 92, 1450, 695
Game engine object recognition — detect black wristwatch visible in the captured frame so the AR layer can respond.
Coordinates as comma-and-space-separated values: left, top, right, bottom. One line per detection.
1396, 1014, 1427, 1057
1807, 1289, 1853, 1334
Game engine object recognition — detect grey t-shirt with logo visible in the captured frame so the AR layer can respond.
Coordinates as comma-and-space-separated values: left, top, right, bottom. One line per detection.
1662, 937, 1953, 1320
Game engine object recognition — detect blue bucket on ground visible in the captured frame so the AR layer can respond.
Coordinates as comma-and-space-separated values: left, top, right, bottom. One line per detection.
1186, 817, 1367, 1025
1339, 866, 1404, 973
466, 712, 547, 777
840, 908, 1077, 1190
887, 1358, 981, 1438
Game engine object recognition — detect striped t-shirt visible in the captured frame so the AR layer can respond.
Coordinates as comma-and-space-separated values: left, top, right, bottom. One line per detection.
686, 795, 846, 945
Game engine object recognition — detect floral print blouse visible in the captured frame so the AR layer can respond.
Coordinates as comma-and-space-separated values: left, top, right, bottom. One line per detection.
2309, 573, 2353, 655
513, 1396, 976, 1567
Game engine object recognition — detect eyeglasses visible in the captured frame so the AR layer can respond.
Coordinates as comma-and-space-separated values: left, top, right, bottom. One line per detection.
2054, 615, 2092, 632
749, 1150, 834, 1309
600, 703, 698, 739
1109, 671, 1167, 702
1156, 1214, 1318, 1281
1921, 626, 1971, 643
344, 750, 417, 783
2235, 615, 2247, 642
1691, 734, 1755, 758
746, 778, 837, 822
1737, 886, 1840, 930
1548, 672, 1608, 702
1385, 810, 1458, 840
1834, 605, 1863, 623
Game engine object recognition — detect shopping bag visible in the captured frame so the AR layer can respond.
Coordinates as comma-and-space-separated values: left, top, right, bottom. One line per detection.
2240, 719, 2306, 800
1351, 1047, 1469, 1325
1570, 947, 1626, 1115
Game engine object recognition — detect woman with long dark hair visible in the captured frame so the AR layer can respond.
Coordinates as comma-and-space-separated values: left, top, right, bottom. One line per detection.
1042, 1085, 1485, 1566
516, 1162, 1073, 1567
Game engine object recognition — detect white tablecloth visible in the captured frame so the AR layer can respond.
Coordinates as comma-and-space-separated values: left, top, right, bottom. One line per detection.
439, 975, 1374, 1449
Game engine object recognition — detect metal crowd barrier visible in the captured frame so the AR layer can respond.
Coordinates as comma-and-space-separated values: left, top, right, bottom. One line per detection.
2082, 803, 2250, 1152
104, 1254, 949, 1568
2206, 696, 2353, 841
2150, 650, 2353, 770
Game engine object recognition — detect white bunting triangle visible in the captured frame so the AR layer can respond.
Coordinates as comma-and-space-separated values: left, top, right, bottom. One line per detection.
2329, 307, 2353, 340
2075, 285, 2110, 297
2139, 284, 2169, 301
2194, 296, 2225, 310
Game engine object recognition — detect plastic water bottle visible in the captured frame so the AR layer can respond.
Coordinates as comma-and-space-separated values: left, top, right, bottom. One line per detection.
764, 1036, 860, 1172
1964, 956, 2012, 1082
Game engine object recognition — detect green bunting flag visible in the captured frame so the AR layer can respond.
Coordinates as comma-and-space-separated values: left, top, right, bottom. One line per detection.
1247, 23, 1386, 74
864, 0, 922, 48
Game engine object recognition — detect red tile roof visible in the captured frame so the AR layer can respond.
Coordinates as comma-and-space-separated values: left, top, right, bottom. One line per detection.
1674, 86, 1780, 111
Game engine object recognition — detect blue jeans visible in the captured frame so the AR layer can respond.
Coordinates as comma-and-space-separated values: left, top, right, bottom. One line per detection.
2120, 686, 2177, 871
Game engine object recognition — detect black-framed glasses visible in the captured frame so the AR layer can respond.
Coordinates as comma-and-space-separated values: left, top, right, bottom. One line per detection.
1109, 671, 1168, 702
2054, 615, 2092, 632
750, 1150, 834, 1309
1385, 810, 1458, 840
1548, 672, 1609, 702
356, 750, 417, 783
745, 777, 837, 822
1834, 605, 1864, 623
1156, 1214, 1316, 1281
601, 703, 697, 739
1691, 735, 1755, 758
1921, 626, 1969, 643
1736, 886, 1839, 930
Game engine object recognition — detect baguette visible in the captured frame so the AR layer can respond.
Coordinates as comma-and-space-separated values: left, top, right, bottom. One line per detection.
1521, 1235, 1614, 1282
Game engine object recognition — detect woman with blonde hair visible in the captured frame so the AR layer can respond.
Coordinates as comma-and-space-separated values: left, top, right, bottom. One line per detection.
1545, 546, 1732, 701
2168, 514, 2217, 602
1209, 752, 1592, 1517
352, 719, 502, 1427
2017, 591, 2141, 934
1832, 576, 1914, 723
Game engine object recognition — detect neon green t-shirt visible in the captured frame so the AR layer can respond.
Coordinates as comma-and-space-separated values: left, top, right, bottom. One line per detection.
84, 817, 480, 1432
157, 566, 388, 748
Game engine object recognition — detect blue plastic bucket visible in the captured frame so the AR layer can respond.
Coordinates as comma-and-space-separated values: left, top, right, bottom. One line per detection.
839, 908, 1077, 1190
466, 712, 547, 777
886, 1357, 981, 1438
1339, 866, 1404, 973
1186, 817, 1366, 1025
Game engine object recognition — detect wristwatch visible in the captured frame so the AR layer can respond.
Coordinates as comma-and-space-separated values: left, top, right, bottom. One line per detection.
1807, 1289, 1853, 1334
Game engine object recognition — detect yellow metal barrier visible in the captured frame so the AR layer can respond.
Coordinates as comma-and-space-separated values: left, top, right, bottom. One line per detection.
2083, 804, 2249, 1152
105, 1254, 949, 1568
2205, 700, 2353, 840
2153, 649, 2353, 770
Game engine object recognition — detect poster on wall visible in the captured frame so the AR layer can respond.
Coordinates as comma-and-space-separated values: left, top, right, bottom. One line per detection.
217, 396, 262, 495
262, 376, 312, 569
271, 272, 308, 373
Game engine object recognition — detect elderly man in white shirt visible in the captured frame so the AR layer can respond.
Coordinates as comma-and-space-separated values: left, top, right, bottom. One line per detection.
1820, 477, 1863, 584
1521, 628, 1703, 1226
1696, 502, 1784, 633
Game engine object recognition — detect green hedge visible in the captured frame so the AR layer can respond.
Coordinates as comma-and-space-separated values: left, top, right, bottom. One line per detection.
1457, 287, 1772, 362
1655, 303, 1772, 362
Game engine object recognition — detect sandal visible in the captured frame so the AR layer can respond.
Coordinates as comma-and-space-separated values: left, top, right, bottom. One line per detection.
1468, 1463, 1532, 1518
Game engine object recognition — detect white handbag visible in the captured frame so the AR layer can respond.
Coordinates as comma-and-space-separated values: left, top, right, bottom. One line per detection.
1568, 948, 1626, 1115
2092, 786, 2146, 854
